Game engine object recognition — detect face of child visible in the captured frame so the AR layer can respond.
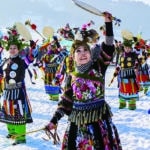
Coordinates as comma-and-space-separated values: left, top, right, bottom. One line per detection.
74, 46, 91, 66
9, 45, 19, 57
124, 46, 132, 53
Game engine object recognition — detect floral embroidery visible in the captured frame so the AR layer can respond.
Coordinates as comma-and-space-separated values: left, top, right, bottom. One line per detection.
76, 125, 94, 150
72, 69, 103, 101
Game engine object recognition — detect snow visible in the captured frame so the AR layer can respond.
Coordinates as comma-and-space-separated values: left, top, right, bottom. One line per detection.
0, 65, 150, 150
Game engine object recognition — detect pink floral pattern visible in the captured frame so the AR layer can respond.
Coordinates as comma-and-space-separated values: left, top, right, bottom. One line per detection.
61, 121, 122, 150
72, 69, 104, 101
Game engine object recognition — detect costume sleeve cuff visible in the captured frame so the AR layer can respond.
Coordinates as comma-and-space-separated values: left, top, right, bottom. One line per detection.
50, 109, 64, 124
105, 36, 114, 45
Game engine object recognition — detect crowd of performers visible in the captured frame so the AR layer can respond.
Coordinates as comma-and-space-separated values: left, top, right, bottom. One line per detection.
111, 33, 150, 110
0, 23, 70, 145
0, 12, 149, 148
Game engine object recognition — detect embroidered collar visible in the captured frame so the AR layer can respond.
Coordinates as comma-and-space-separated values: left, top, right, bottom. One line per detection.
76, 60, 92, 73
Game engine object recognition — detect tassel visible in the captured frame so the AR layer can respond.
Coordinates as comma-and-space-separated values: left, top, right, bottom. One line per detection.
78, 111, 81, 127
82, 111, 85, 124
75, 111, 78, 125
83, 110, 87, 124
124, 70, 126, 77
73, 111, 76, 122
71, 110, 76, 122
14, 89, 17, 99
99, 111, 102, 120
88, 111, 92, 123
17, 89, 19, 99
128, 69, 130, 76
7, 91, 10, 100
128, 69, 129, 76
95, 110, 98, 122
80, 111, 83, 125
85, 111, 89, 124
92, 110, 96, 122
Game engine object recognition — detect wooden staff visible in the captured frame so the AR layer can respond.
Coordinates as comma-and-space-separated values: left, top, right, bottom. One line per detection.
11, 127, 45, 139
11, 126, 60, 145
108, 76, 115, 87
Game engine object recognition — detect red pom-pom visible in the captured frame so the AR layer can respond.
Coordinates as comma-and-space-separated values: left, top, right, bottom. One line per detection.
31, 24, 37, 30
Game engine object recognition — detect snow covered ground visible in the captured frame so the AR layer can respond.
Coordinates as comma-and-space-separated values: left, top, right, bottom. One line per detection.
0, 65, 150, 150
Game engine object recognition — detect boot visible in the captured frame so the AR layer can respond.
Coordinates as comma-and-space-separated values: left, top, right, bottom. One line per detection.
12, 124, 26, 145
49, 94, 59, 101
144, 87, 148, 94
119, 98, 126, 109
128, 99, 136, 110
7, 124, 15, 138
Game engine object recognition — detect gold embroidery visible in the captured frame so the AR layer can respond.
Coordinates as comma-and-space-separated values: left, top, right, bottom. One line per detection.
127, 62, 131, 67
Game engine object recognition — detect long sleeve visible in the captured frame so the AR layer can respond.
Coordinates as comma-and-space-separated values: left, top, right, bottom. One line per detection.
105, 22, 114, 45
91, 22, 115, 74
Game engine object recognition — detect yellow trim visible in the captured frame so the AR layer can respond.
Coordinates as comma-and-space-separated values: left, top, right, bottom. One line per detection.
122, 82, 126, 92
131, 79, 135, 93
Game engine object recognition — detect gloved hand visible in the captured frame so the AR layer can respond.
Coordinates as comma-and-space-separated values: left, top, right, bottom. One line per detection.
45, 122, 57, 131
103, 11, 112, 22
44, 122, 60, 144
30, 40, 36, 49
113, 66, 120, 77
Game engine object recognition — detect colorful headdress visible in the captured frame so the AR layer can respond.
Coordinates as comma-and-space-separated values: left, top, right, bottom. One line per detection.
121, 30, 134, 47
0, 24, 29, 50
57, 23, 74, 41
60, 21, 99, 73
133, 36, 146, 50
70, 21, 99, 54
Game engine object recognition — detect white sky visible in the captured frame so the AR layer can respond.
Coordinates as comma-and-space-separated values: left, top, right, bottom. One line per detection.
0, 0, 150, 40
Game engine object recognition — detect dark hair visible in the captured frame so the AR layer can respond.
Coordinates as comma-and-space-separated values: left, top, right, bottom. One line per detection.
8, 42, 21, 50
71, 40, 90, 54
